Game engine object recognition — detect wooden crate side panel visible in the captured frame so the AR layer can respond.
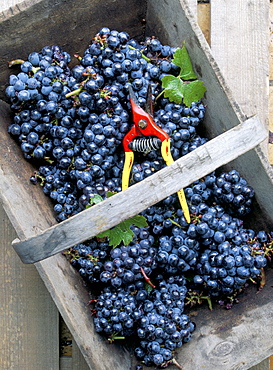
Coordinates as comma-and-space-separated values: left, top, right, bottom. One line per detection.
210, 0, 269, 154
71, 339, 91, 370
0, 0, 147, 100
268, 3, 273, 165
208, 2, 271, 369
0, 202, 59, 370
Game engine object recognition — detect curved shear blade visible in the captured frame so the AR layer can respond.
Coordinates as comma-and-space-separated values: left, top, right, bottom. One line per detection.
145, 83, 154, 117
128, 84, 139, 106
128, 83, 154, 118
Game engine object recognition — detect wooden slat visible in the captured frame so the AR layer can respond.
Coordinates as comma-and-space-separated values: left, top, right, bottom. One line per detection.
60, 357, 72, 370
71, 340, 91, 370
0, 202, 59, 370
269, 85, 273, 164
0, 0, 25, 11
210, 0, 269, 154
11, 115, 267, 264
188, 0, 197, 17
269, 3, 273, 81
269, 4, 273, 165
249, 359, 272, 370
210, 2, 271, 369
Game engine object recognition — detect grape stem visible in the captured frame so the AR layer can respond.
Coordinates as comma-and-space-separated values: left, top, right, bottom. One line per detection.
108, 336, 125, 343
258, 268, 266, 292
8, 59, 25, 67
65, 87, 83, 98
128, 45, 150, 62
170, 358, 183, 369
162, 358, 183, 369
140, 267, 156, 288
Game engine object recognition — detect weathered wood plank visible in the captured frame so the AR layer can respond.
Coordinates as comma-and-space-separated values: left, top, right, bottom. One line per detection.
269, 3, 273, 165
188, 0, 197, 17
210, 0, 269, 153
11, 115, 267, 264
269, 3, 273, 81
0, 0, 25, 12
71, 340, 91, 370
210, 2, 271, 370
0, 202, 59, 370
249, 359, 271, 370
60, 357, 72, 370
268, 85, 273, 164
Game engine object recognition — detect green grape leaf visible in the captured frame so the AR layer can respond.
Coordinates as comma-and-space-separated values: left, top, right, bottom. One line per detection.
161, 75, 184, 104
172, 46, 197, 80
86, 194, 103, 208
96, 215, 148, 248
106, 191, 116, 198
160, 43, 206, 107
182, 80, 207, 107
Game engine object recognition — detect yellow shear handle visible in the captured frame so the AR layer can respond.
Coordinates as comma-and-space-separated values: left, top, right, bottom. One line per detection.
122, 151, 134, 190
161, 139, 191, 223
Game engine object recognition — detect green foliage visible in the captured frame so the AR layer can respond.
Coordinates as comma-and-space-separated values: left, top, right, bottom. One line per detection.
86, 194, 103, 208
144, 282, 154, 294
96, 215, 148, 248
160, 44, 206, 106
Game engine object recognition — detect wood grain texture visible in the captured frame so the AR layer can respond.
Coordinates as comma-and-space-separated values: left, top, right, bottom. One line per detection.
210, 1, 271, 369
0, 203, 59, 370
249, 359, 272, 370
188, 0, 197, 17
12, 115, 267, 263
270, 3, 273, 81
268, 86, 273, 164
210, 0, 269, 153
0, 0, 26, 12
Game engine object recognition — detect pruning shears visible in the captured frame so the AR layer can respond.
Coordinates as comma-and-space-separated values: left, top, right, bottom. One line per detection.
121, 84, 191, 223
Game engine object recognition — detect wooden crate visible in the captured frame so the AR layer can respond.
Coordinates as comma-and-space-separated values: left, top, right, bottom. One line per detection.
0, 0, 273, 369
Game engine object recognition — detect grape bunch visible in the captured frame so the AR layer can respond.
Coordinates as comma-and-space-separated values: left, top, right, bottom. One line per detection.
5, 27, 273, 369
204, 170, 255, 216
6, 27, 207, 226
134, 278, 195, 367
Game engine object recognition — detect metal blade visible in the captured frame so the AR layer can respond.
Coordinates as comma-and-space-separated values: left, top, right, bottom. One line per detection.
145, 83, 154, 117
